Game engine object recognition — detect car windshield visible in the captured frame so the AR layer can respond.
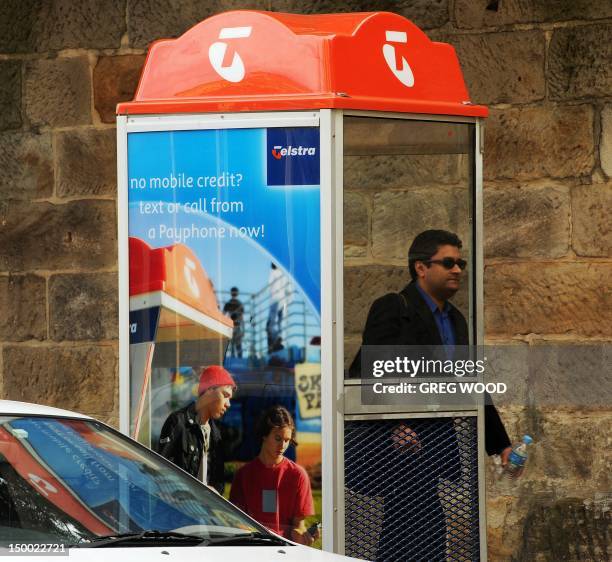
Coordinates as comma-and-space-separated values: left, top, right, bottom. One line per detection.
0, 415, 264, 546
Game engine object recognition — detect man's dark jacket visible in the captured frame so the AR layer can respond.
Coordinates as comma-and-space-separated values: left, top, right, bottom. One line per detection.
350, 281, 511, 455
157, 402, 225, 494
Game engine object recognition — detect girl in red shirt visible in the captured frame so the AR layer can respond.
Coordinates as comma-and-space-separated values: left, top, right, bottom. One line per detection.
230, 405, 318, 545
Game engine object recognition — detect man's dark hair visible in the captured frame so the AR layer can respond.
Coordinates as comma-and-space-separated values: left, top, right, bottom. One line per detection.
255, 405, 297, 447
408, 229, 463, 281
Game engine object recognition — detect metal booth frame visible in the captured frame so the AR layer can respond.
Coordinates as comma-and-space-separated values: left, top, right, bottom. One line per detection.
117, 108, 487, 558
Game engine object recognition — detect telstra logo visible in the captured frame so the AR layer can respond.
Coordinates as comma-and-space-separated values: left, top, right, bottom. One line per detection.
271, 145, 317, 159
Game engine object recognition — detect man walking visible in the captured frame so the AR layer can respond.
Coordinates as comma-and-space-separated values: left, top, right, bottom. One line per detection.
349, 229, 512, 561
157, 365, 236, 494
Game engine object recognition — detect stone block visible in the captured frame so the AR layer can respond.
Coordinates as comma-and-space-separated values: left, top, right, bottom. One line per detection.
0, 60, 21, 130
485, 106, 594, 181
601, 105, 612, 178
49, 273, 118, 341
484, 263, 612, 337
480, 346, 529, 409
0, 1, 39, 53
371, 187, 470, 262
549, 24, 612, 101
344, 335, 362, 371
215, 0, 273, 10
25, 57, 91, 128
127, 0, 276, 48
571, 183, 612, 257
486, 496, 517, 560
344, 154, 467, 190
94, 55, 145, 124
271, 0, 449, 29
96, 412, 120, 429
451, 281, 469, 320
454, 0, 612, 29
0, 132, 53, 201
56, 129, 117, 197
487, 344, 611, 410
344, 245, 367, 259
344, 265, 409, 336
2, 345, 117, 415
0, 275, 46, 341
344, 191, 368, 252
446, 31, 545, 105
128, 0, 217, 49
40, 0, 126, 51
0, 1, 125, 53
0, 200, 117, 272
536, 411, 610, 484
536, 345, 611, 411
484, 184, 570, 258
519, 494, 612, 562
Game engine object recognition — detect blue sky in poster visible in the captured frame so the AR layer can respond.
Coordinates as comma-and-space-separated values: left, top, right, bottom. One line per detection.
127, 128, 321, 316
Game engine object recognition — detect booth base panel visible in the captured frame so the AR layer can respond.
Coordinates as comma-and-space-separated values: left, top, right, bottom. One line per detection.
344, 416, 480, 562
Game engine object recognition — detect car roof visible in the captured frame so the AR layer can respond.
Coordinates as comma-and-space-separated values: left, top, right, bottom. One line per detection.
0, 400, 92, 419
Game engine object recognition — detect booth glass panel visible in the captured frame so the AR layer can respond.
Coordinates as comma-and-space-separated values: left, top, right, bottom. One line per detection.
343, 117, 475, 373
341, 116, 478, 561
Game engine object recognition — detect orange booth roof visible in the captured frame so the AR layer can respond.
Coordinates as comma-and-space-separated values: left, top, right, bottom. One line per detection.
117, 10, 487, 118
129, 237, 232, 329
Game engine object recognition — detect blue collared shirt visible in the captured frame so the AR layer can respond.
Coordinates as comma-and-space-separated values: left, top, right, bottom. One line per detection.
416, 283, 456, 347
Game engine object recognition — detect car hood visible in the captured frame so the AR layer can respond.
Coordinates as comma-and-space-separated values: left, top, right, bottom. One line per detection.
19, 546, 366, 561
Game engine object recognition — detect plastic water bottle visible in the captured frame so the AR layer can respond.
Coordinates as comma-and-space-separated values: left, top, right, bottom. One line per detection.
503, 435, 533, 479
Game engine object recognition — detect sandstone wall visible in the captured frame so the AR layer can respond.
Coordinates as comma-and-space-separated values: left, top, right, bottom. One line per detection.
0, 1, 610, 560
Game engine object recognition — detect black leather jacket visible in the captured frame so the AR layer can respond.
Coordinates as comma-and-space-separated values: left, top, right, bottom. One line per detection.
156, 402, 225, 494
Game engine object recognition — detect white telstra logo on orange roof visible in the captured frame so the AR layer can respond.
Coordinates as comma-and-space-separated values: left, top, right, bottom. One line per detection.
184, 257, 201, 298
209, 26, 253, 83
383, 30, 415, 88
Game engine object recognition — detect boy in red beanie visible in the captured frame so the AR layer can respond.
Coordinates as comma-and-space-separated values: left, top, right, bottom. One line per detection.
157, 365, 236, 493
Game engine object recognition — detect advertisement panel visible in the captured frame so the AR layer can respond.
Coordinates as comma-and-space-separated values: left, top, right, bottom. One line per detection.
127, 124, 322, 543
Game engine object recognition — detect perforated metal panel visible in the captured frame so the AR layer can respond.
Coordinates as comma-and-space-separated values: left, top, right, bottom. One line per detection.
344, 417, 479, 562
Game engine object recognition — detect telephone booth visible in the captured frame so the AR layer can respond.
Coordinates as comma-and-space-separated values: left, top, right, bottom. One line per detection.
118, 10, 488, 560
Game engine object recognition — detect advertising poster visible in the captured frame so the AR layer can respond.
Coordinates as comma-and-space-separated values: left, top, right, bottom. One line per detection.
127, 125, 322, 542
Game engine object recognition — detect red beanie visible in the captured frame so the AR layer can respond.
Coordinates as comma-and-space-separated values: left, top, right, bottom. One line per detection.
198, 365, 236, 396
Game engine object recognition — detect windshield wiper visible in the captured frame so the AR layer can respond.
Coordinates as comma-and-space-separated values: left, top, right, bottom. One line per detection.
205, 531, 289, 546
73, 530, 204, 548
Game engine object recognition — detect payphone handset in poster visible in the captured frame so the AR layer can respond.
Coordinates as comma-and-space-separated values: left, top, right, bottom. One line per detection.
127, 125, 322, 541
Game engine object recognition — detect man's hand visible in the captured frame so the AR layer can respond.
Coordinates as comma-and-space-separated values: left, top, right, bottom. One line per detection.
391, 423, 421, 453
500, 446, 512, 466
291, 518, 318, 546
290, 528, 317, 546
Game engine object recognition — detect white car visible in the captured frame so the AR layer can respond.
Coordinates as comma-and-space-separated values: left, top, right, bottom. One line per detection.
0, 400, 363, 561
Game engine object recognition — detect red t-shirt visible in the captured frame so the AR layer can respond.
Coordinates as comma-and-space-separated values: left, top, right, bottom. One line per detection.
230, 457, 314, 537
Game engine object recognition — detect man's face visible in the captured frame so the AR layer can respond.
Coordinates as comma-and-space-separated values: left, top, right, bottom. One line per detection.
196, 385, 233, 421
416, 244, 463, 300
261, 425, 293, 461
